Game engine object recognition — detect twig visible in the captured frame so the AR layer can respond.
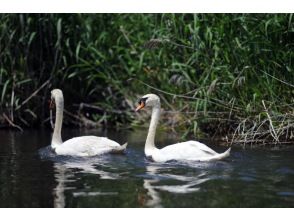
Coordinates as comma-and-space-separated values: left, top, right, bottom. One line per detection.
262, 71, 294, 88
74, 103, 124, 114
130, 78, 242, 112
19, 116, 29, 126
262, 100, 279, 142
15, 79, 50, 111
2, 113, 23, 132
144, 38, 195, 50
120, 26, 137, 53
63, 109, 100, 128
10, 73, 16, 121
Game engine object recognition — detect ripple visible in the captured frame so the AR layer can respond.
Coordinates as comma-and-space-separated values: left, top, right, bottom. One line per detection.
277, 191, 294, 197
154, 185, 200, 194
276, 167, 294, 175
239, 176, 256, 182
73, 192, 118, 197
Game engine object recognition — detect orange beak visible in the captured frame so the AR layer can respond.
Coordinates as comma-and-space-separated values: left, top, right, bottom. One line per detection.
135, 102, 145, 112
49, 98, 55, 110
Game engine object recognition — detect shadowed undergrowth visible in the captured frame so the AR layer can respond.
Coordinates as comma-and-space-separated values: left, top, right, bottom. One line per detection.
0, 14, 293, 145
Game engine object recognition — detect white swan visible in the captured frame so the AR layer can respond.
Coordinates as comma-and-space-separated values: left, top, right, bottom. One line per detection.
135, 94, 231, 162
49, 89, 127, 156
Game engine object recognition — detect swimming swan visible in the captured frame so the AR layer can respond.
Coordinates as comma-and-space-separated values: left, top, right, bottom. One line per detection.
49, 89, 127, 156
135, 94, 230, 162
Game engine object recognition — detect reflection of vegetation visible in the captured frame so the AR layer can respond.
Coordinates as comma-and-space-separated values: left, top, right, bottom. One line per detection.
0, 14, 293, 144
64, 176, 146, 208
0, 132, 55, 207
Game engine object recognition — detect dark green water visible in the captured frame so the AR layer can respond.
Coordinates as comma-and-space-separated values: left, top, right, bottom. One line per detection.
0, 128, 294, 208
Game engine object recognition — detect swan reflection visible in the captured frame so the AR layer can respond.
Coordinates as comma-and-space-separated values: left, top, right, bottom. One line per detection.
52, 158, 120, 207
142, 161, 233, 207
141, 164, 205, 207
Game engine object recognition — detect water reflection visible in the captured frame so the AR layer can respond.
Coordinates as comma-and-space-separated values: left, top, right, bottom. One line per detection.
53, 164, 68, 208
51, 155, 124, 207
1, 129, 294, 207
142, 163, 205, 207
0, 130, 55, 207
140, 160, 235, 207
142, 165, 162, 207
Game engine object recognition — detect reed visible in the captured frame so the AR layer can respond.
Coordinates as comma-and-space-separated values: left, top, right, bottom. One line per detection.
0, 14, 293, 144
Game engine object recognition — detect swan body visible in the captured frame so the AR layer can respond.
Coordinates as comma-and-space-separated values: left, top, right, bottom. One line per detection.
50, 89, 127, 156
55, 136, 127, 157
136, 94, 230, 163
146, 141, 231, 162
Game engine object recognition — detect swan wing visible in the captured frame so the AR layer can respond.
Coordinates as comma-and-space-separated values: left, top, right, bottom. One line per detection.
55, 136, 123, 156
186, 141, 217, 154
153, 141, 223, 162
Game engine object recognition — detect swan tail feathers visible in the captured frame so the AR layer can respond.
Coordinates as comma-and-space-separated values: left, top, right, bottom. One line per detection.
121, 142, 128, 150
201, 147, 231, 161
217, 147, 231, 160
111, 142, 128, 154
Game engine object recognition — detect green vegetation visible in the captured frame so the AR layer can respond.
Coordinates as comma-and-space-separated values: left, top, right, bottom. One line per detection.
0, 14, 293, 144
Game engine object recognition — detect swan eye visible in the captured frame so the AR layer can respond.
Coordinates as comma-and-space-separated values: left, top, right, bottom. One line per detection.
135, 97, 148, 111
138, 97, 148, 105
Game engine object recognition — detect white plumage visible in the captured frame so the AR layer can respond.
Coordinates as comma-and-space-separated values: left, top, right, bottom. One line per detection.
136, 94, 231, 163
55, 136, 127, 157
50, 89, 127, 156
147, 141, 230, 162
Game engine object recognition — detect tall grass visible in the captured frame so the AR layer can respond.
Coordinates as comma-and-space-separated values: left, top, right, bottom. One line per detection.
0, 14, 293, 144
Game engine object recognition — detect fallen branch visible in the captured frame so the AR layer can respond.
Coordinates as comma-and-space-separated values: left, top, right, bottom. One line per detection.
15, 79, 50, 111
2, 113, 23, 132
74, 103, 124, 114
63, 109, 100, 128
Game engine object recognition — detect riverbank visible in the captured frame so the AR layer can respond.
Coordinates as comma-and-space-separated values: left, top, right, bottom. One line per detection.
0, 14, 293, 144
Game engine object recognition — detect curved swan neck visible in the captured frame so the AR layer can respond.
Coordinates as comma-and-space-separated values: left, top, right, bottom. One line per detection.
145, 102, 161, 152
51, 95, 63, 148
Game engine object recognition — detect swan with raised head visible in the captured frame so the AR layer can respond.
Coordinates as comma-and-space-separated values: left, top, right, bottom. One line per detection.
135, 94, 230, 162
49, 89, 127, 156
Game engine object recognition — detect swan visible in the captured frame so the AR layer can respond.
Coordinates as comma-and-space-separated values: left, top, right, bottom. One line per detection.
135, 94, 231, 162
49, 89, 127, 156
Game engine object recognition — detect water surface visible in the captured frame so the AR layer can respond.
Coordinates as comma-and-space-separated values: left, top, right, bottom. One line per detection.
0, 128, 294, 207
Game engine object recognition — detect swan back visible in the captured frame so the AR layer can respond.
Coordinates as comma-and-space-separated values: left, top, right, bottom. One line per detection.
151, 141, 229, 162
55, 136, 124, 157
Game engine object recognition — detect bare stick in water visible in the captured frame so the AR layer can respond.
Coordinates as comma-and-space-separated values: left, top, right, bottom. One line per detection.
2, 113, 23, 132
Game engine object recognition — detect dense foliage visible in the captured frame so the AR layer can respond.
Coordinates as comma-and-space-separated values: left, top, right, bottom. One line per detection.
0, 14, 293, 144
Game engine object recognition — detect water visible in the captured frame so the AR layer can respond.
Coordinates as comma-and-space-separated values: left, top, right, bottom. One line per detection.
0, 128, 294, 207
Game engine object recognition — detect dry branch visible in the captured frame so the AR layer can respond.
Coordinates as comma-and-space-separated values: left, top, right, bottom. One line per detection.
2, 113, 23, 132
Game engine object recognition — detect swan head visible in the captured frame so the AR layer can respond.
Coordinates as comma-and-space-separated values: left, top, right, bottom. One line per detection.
50, 89, 64, 109
135, 94, 160, 111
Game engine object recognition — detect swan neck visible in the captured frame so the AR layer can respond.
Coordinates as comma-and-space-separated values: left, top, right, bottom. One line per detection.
145, 103, 160, 152
52, 96, 63, 148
